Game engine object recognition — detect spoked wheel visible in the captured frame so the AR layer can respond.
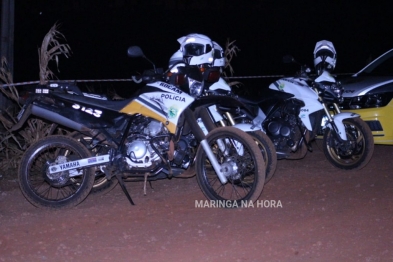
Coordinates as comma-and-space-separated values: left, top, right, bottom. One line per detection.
18, 135, 95, 209
247, 130, 277, 183
71, 132, 118, 196
323, 117, 374, 170
196, 127, 265, 207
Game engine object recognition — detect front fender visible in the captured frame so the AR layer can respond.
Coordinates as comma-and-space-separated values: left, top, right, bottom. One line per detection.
209, 78, 231, 91
330, 112, 360, 140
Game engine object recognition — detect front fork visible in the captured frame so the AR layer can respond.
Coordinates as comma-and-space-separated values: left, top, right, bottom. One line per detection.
197, 106, 260, 184
198, 105, 255, 156
321, 102, 359, 141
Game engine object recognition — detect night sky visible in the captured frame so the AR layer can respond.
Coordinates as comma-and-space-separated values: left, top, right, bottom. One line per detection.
12, 1, 393, 88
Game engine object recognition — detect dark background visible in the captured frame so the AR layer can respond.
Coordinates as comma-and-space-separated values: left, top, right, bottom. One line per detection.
12, 0, 393, 92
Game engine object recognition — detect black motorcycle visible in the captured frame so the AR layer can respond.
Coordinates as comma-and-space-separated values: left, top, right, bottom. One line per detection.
11, 46, 267, 209
167, 63, 278, 183
168, 57, 374, 171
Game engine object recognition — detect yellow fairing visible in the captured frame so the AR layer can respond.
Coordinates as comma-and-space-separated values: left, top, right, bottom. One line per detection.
342, 99, 393, 145
120, 100, 177, 134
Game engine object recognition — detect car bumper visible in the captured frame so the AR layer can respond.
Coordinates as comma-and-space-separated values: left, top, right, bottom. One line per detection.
342, 99, 393, 145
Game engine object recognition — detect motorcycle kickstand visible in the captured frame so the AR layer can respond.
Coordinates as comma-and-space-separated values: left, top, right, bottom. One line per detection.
299, 127, 313, 152
115, 172, 135, 205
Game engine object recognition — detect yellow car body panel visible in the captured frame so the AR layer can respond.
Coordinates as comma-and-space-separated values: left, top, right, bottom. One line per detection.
342, 99, 393, 145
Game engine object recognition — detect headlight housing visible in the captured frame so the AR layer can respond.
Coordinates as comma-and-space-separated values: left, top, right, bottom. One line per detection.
189, 79, 203, 97
345, 92, 393, 109
315, 81, 344, 103
329, 82, 344, 98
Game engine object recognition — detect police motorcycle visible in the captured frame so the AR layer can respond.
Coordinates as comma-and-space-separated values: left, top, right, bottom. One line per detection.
170, 36, 374, 170
13, 46, 267, 209
267, 40, 374, 170
168, 34, 277, 183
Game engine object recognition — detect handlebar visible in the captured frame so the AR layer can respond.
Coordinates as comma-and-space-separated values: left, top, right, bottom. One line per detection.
131, 68, 165, 84
131, 76, 143, 83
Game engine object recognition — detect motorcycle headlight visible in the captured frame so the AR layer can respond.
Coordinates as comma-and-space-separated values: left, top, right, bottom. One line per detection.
330, 82, 344, 98
316, 82, 344, 103
189, 79, 203, 97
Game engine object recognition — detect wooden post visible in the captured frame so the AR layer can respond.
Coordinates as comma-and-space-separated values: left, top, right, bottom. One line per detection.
0, 0, 14, 110
1, 0, 14, 74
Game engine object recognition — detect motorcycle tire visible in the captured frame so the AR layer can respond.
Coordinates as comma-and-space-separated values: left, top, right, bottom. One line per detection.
196, 126, 265, 206
18, 135, 95, 209
71, 132, 118, 196
323, 117, 374, 170
247, 130, 277, 184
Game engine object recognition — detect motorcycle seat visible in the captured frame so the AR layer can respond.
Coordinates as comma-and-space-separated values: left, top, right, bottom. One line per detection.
52, 93, 133, 112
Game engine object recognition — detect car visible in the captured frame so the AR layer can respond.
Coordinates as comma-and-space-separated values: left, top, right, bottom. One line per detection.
338, 48, 393, 145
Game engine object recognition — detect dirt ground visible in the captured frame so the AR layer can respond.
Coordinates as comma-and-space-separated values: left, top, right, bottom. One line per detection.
0, 141, 392, 262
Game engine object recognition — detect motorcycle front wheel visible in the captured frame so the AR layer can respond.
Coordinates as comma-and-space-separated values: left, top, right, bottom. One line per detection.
323, 117, 374, 170
247, 130, 277, 184
18, 135, 95, 209
196, 127, 265, 206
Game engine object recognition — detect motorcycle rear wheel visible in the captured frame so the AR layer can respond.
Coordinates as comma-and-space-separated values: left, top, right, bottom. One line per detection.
18, 135, 95, 209
247, 130, 277, 183
323, 117, 374, 170
196, 127, 265, 207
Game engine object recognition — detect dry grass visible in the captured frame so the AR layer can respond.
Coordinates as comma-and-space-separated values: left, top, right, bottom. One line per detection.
222, 39, 242, 88
38, 23, 71, 84
1, 23, 72, 174
0, 57, 20, 105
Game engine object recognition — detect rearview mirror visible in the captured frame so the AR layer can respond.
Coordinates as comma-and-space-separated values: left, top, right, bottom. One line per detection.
127, 46, 144, 58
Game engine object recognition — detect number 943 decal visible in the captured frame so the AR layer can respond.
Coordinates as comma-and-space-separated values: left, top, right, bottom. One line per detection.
72, 104, 102, 118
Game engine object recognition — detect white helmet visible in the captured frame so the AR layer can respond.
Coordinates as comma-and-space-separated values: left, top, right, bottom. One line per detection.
313, 40, 337, 74
177, 33, 214, 65
212, 41, 225, 67
168, 49, 183, 68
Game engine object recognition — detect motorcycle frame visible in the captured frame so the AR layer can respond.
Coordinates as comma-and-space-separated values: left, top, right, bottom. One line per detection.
13, 81, 235, 184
